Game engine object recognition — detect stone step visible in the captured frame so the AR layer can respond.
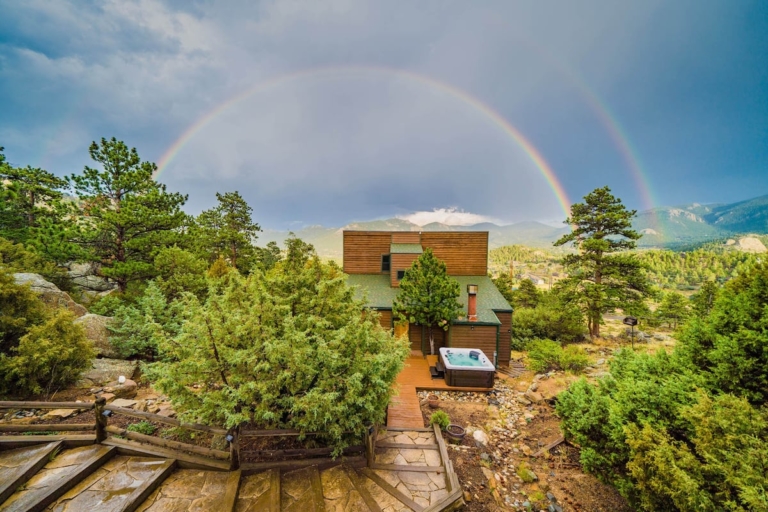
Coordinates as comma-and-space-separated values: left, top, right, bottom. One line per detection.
1, 444, 116, 512
236, 468, 280, 512
0, 441, 62, 505
135, 468, 241, 512
281, 465, 325, 512
320, 465, 378, 512
45, 455, 175, 512
356, 469, 415, 512
361, 467, 450, 512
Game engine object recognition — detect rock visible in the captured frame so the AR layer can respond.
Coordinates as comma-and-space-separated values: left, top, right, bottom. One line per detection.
517, 396, 532, 406
74, 314, 119, 358
473, 429, 490, 448
43, 409, 78, 420
736, 236, 767, 253
596, 358, 606, 366
157, 405, 176, 418
528, 382, 539, 392
13, 273, 87, 317
520, 444, 532, 456
67, 262, 117, 292
110, 398, 137, 408
524, 390, 544, 403
463, 490, 472, 502
104, 379, 137, 399
77, 359, 137, 387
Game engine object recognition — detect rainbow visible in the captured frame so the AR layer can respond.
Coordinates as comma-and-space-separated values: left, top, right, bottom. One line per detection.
154, 66, 573, 218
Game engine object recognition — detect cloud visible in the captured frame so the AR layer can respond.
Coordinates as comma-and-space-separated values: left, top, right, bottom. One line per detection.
398, 208, 499, 227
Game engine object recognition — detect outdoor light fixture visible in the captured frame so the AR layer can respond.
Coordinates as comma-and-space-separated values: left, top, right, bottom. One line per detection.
225, 434, 234, 443
101, 410, 113, 417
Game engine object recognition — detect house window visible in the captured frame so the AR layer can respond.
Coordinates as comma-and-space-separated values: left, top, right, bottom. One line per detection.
381, 254, 391, 272
397, 270, 406, 280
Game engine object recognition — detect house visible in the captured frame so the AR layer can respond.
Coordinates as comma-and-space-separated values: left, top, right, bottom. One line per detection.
344, 230, 513, 367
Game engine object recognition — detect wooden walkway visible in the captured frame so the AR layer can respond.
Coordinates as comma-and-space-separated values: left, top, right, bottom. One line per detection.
386, 356, 493, 429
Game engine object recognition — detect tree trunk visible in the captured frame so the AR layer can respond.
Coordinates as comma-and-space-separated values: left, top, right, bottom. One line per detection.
428, 326, 435, 355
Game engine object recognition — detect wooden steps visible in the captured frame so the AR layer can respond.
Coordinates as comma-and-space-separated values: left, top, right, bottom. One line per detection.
45, 455, 176, 512
1, 444, 116, 512
0, 441, 62, 505
281, 465, 325, 512
134, 468, 241, 512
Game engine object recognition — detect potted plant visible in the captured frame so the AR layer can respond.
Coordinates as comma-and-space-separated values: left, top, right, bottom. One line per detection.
428, 394, 439, 408
444, 424, 466, 444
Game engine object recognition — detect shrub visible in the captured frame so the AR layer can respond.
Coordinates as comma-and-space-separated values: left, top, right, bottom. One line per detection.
516, 461, 537, 483
126, 421, 156, 436
526, 339, 563, 373
559, 345, 590, 372
0, 310, 95, 396
153, 246, 207, 301
0, 269, 47, 355
512, 301, 585, 349
145, 248, 409, 455
429, 410, 450, 430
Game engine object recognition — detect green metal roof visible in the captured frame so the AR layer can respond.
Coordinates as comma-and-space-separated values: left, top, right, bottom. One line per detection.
346, 274, 399, 309
390, 243, 423, 254
345, 274, 512, 325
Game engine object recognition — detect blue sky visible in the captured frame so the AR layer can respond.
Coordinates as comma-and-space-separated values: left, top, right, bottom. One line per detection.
1, 0, 766, 228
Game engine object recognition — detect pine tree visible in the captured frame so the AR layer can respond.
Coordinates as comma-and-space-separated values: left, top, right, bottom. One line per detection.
512, 279, 542, 309
0, 147, 69, 244
392, 248, 463, 355
68, 138, 189, 292
194, 191, 260, 271
554, 186, 653, 337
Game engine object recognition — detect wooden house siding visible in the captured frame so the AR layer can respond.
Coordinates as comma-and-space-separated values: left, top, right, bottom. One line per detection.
408, 323, 422, 351
377, 309, 393, 331
343, 231, 391, 274
495, 311, 512, 364
391, 253, 420, 287
391, 232, 421, 243
449, 325, 498, 363
420, 232, 488, 275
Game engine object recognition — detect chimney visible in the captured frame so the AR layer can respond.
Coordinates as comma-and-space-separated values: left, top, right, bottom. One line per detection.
467, 284, 478, 322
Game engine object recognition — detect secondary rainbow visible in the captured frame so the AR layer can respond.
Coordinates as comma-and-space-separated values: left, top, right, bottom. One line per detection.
155, 66, 572, 218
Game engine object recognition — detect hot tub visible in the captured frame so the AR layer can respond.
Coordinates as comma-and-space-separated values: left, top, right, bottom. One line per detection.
439, 347, 496, 388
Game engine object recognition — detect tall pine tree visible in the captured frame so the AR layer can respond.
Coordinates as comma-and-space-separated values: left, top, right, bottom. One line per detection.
554, 186, 652, 337
392, 248, 462, 355
69, 138, 188, 292
194, 191, 260, 272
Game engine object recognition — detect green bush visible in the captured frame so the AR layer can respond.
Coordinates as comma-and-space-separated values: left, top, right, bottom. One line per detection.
512, 300, 585, 349
126, 421, 156, 436
0, 310, 95, 397
526, 339, 562, 373
559, 345, 589, 372
429, 410, 450, 430
556, 263, 768, 511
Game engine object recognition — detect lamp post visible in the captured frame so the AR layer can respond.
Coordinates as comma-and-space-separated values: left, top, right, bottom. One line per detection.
623, 316, 638, 349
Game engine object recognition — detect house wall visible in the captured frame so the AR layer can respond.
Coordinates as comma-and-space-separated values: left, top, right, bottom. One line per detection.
377, 309, 393, 331
449, 325, 498, 364
343, 231, 391, 274
408, 323, 422, 351
420, 232, 488, 275
391, 232, 421, 243
391, 253, 420, 287
495, 311, 512, 365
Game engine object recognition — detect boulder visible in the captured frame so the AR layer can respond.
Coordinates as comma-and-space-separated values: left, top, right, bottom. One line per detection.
74, 314, 119, 358
66, 262, 117, 292
13, 273, 87, 317
103, 379, 138, 399
77, 358, 138, 387
473, 429, 490, 449
524, 390, 544, 403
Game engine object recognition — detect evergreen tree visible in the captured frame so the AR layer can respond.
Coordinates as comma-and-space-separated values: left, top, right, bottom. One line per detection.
153, 246, 208, 301
690, 280, 719, 316
555, 186, 653, 337
491, 273, 515, 305
655, 291, 690, 329
194, 191, 260, 271
512, 279, 542, 309
392, 248, 463, 355
144, 248, 408, 453
68, 138, 189, 292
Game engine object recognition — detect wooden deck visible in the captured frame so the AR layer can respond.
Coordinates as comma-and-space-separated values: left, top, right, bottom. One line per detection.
386, 356, 493, 429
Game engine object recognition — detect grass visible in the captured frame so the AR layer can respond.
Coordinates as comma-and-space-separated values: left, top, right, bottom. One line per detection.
516, 461, 537, 483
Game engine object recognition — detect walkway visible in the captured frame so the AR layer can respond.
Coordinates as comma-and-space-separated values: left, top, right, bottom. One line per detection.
386, 356, 493, 429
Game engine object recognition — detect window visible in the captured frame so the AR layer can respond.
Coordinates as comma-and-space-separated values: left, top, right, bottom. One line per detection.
381, 254, 391, 272
397, 270, 406, 280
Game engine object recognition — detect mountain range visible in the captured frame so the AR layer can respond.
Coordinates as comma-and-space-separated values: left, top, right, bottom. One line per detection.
259, 193, 768, 258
